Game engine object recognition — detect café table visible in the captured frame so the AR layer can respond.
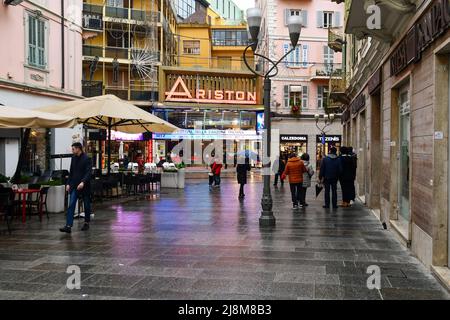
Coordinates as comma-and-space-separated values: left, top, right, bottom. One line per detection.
13, 189, 41, 223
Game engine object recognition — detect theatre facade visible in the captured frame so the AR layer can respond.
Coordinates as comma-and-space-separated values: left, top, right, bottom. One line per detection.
153, 66, 264, 166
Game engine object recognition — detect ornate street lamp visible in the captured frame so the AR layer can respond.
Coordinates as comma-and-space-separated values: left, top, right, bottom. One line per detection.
243, 8, 302, 227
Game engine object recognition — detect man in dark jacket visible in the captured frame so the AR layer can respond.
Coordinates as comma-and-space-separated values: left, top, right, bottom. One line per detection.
60, 142, 92, 234
319, 147, 341, 209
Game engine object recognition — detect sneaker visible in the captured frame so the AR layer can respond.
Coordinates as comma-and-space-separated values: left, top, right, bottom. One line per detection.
59, 226, 72, 234
293, 204, 299, 209
81, 223, 90, 231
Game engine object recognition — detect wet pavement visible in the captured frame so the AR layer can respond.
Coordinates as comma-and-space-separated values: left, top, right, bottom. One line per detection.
0, 176, 449, 300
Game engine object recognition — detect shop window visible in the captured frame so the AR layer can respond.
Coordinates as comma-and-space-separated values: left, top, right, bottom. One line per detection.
183, 40, 200, 55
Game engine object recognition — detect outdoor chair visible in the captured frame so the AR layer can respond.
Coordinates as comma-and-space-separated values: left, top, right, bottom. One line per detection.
0, 188, 14, 234
91, 179, 104, 203
27, 187, 50, 221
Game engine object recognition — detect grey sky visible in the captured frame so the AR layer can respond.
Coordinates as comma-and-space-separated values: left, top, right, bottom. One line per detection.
233, 0, 255, 13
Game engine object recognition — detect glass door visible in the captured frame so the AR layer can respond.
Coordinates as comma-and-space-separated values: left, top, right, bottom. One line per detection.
398, 86, 411, 231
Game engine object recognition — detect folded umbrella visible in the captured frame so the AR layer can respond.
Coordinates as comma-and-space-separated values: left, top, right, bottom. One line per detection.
316, 183, 324, 198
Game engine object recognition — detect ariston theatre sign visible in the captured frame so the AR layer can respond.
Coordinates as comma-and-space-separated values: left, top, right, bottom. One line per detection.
165, 76, 257, 105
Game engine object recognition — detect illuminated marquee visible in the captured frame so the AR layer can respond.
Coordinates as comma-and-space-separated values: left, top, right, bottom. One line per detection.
165, 77, 257, 105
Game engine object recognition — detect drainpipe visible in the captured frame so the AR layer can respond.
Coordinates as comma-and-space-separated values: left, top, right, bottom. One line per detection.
61, 0, 65, 90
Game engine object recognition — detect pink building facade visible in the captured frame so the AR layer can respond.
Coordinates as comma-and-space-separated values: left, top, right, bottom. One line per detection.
0, 0, 83, 177
257, 0, 344, 169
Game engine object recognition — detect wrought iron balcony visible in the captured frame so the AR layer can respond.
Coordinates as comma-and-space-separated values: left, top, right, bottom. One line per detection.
83, 45, 103, 58
328, 28, 345, 52
82, 80, 103, 98
309, 63, 343, 80
105, 6, 129, 19
328, 70, 350, 105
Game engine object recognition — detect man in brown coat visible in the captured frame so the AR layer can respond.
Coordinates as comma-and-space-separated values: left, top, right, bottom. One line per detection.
283, 153, 307, 209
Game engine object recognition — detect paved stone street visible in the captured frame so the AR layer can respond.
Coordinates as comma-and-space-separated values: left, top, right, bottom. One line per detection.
0, 177, 448, 300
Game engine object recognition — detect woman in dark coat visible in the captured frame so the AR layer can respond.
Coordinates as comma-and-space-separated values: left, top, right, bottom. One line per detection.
339, 147, 357, 207
236, 157, 251, 199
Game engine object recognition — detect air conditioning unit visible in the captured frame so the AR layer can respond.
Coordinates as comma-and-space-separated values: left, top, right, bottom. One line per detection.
4, 0, 24, 5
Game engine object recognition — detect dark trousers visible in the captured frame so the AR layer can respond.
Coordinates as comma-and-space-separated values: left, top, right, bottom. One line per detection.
239, 184, 245, 197
290, 183, 303, 206
274, 173, 284, 186
340, 179, 355, 202
299, 186, 307, 205
66, 189, 91, 227
324, 180, 338, 208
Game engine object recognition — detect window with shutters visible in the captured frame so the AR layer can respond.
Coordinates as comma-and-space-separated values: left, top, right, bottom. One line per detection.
27, 14, 47, 69
284, 85, 308, 108
323, 12, 333, 28
283, 43, 304, 68
317, 86, 329, 109
285, 9, 308, 27
183, 40, 200, 54
302, 86, 309, 109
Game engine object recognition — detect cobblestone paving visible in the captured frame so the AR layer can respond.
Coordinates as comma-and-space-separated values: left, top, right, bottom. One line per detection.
0, 177, 448, 300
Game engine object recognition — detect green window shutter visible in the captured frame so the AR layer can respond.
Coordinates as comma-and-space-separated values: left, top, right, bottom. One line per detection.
302, 86, 308, 109
301, 10, 308, 27
317, 11, 323, 28
284, 85, 290, 108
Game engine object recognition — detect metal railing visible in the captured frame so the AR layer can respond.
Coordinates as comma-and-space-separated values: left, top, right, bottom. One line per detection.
212, 39, 251, 47
83, 45, 103, 57
105, 88, 128, 100
83, 14, 103, 30
82, 80, 103, 97
313, 63, 343, 77
83, 3, 103, 15
131, 10, 160, 23
105, 6, 129, 19
105, 47, 129, 59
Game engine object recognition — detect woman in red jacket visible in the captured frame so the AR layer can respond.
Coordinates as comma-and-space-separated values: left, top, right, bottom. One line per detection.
211, 157, 223, 188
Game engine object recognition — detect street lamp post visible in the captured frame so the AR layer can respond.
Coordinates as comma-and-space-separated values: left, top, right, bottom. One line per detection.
315, 113, 335, 159
243, 8, 302, 227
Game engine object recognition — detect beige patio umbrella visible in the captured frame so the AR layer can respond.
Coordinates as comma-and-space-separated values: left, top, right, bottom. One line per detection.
36, 95, 178, 174
0, 105, 77, 128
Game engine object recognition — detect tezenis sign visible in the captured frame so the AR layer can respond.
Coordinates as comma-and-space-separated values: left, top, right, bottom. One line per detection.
165, 77, 257, 105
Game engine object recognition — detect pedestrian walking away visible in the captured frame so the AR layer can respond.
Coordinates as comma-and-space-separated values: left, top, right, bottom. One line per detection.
60, 142, 92, 234
273, 156, 286, 187
236, 157, 251, 199
282, 153, 307, 209
319, 147, 341, 209
300, 153, 315, 207
339, 147, 357, 207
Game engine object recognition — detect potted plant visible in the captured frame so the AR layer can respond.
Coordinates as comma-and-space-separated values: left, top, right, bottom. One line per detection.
290, 98, 301, 114
0, 174, 10, 187
41, 179, 66, 213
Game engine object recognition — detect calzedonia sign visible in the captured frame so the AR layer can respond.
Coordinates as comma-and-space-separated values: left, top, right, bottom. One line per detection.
280, 135, 308, 142
165, 76, 257, 105
391, 0, 450, 76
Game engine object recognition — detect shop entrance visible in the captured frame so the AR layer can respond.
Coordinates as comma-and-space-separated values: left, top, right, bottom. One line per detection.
316, 135, 341, 172
398, 84, 411, 233
279, 135, 308, 161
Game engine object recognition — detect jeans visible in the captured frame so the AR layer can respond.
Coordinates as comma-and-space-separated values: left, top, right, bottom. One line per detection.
214, 174, 221, 186
274, 173, 284, 186
290, 183, 302, 206
66, 189, 91, 227
324, 180, 338, 208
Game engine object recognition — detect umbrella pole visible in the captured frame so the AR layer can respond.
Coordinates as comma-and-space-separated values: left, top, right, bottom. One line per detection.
107, 119, 112, 175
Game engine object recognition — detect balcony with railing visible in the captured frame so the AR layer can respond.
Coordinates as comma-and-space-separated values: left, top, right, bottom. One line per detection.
83, 45, 103, 57
105, 47, 129, 60
105, 6, 129, 19
328, 69, 350, 105
83, 4, 103, 31
310, 63, 343, 80
82, 80, 103, 98
328, 28, 345, 52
